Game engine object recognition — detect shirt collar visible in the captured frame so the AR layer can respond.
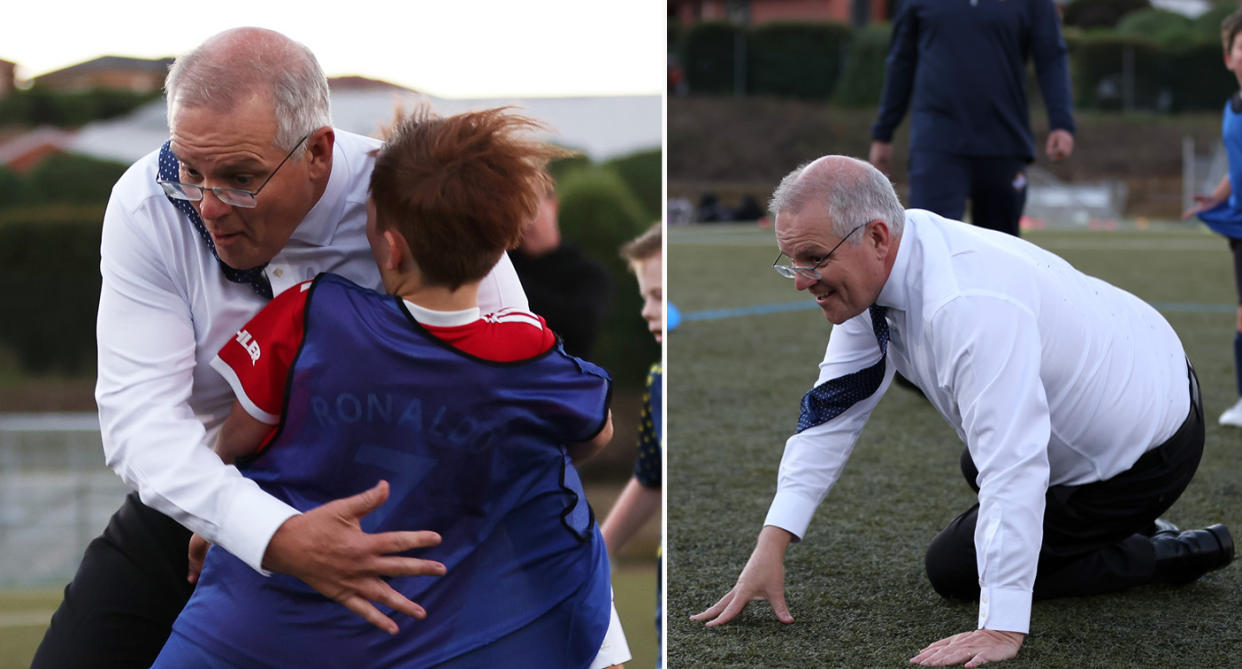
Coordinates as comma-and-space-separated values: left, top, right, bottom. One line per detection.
288, 137, 349, 247
875, 210, 915, 312
402, 299, 481, 327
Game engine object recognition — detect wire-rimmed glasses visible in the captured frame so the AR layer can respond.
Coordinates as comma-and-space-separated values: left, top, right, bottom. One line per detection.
157, 134, 309, 209
772, 223, 866, 281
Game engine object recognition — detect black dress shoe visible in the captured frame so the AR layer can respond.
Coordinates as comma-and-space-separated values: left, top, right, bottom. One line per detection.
1151, 524, 1234, 585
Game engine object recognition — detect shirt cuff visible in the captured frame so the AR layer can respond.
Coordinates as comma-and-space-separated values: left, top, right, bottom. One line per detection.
215, 480, 301, 575
763, 489, 819, 541
977, 585, 1032, 634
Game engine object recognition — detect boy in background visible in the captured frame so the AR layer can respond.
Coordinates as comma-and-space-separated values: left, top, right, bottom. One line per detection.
602, 222, 663, 666
152, 108, 630, 668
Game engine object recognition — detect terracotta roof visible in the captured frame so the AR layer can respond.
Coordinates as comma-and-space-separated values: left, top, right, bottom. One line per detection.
0, 126, 76, 166
36, 56, 174, 79
328, 76, 415, 93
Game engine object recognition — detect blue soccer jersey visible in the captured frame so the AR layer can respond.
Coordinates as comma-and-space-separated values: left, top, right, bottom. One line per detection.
158, 273, 613, 668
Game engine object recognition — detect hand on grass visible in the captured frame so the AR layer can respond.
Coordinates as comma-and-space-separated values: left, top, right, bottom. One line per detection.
187, 533, 211, 584
909, 629, 1024, 667
690, 526, 795, 626
262, 480, 446, 635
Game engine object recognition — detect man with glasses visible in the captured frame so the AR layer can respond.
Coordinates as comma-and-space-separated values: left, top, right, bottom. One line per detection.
33, 27, 525, 669
693, 155, 1231, 666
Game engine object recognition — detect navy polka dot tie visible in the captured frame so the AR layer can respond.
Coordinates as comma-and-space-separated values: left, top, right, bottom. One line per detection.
157, 142, 273, 299
796, 305, 890, 433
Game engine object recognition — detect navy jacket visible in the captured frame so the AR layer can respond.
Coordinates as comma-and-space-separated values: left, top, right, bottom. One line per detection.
870, 0, 1075, 160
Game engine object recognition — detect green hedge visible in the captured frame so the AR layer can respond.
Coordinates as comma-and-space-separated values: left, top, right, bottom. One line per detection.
681, 21, 742, 95
1165, 41, 1237, 112
833, 22, 892, 107
1194, 2, 1238, 42
1067, 31, 1235, 111
1062, 0, 1151, 30
603, 148, 662, 223
0, 208, 104, 374
672, 9, 1240, 112
1115, 8, 1196, 47
1068, 33, 1167, 110
0, 87, 161, 127
0, 157, 124, 374
747, 22, 852, 100
556, 166, 656, 389
547, 154, 593, 184
0, 155, 128, 207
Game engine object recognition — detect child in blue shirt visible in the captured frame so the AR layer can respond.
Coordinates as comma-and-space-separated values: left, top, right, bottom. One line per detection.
1184, 9, 1242, 427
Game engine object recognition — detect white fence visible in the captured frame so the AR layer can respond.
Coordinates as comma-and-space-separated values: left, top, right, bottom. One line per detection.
0, 413, 129, 588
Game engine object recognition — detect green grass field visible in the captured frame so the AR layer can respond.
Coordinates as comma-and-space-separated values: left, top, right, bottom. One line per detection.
0, 564, 658, 669
668, 223, 1242, 668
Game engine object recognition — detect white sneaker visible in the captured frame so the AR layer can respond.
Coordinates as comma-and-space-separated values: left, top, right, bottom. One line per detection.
1219, 398, 1242, 427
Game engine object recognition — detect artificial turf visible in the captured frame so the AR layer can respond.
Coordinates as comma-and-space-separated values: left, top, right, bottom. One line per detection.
667, 223, 1241, 668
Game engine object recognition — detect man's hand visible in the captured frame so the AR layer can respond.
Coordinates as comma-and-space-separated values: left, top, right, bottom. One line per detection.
869, 141, 894, 176
690, 526, 795, 626
909, 629, 1024, 667
187, 533, 211, 584
1044, 129, 1074, 163
262, 480, 446, 635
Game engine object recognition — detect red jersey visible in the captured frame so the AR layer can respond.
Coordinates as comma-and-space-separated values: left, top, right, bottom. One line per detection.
210, 280, 557, 429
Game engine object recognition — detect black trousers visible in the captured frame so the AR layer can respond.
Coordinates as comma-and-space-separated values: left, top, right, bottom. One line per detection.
32, 492, 194, 669
925, 366, 1205, 601
908, 151, 1029, 237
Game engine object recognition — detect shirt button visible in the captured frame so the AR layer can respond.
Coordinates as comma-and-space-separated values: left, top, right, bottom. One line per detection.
273, 268, 284, 278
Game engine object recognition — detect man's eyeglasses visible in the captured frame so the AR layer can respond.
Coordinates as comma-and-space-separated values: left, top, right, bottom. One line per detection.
772, 223, 866, 281
157, 134, 310, 209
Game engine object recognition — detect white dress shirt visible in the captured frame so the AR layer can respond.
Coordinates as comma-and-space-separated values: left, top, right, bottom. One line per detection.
96, 129, 528, 574
764, 209, 1189, 634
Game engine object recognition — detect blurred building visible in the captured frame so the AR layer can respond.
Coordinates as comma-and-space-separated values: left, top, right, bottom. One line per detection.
66, 78, 660, 166
0, 127, 75, 172
670, 0, 893, 27
32, 56, 173, 93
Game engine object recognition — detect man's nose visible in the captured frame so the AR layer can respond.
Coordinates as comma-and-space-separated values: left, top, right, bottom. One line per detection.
196, 189, 233, 220
794, 272, 817, 291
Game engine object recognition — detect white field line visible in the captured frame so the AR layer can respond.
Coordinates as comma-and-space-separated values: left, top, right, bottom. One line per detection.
671, 230, 1224, 252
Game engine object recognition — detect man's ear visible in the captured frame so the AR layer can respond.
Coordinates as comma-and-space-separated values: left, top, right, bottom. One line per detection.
304, 127, 335, 180
867, 219, 892, 259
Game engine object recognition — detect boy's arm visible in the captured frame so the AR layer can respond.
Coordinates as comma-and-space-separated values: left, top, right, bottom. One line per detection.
567, 410, 613, 464
216, 399, 274, 464
1183, 175, 1232, 219
601, 476, 661, 554
189, 399, 276, 583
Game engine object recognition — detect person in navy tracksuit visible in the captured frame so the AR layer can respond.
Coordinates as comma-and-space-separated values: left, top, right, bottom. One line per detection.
869, 0, 1076, 237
